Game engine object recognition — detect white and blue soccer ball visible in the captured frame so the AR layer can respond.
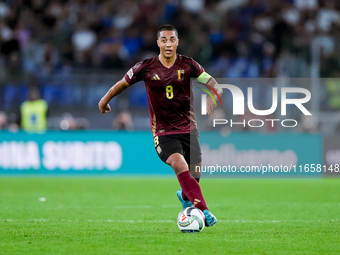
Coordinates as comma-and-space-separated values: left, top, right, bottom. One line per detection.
177, 207, 205, 233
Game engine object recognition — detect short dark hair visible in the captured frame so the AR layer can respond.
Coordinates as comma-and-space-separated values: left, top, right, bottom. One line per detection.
157, 24, 178, 39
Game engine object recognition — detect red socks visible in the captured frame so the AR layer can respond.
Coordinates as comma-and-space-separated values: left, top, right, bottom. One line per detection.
177, 171, 208, 212
182, 177, 200, 200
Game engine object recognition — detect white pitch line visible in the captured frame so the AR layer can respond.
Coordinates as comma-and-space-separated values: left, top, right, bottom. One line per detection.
2, 203, 338, 210
114, 205, 152, 209
115, 205, 179, 208
0, 205, 181, 210
2, 219, 339, 223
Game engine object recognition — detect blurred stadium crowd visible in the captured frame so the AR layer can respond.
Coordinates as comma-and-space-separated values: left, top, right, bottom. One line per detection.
0, 0, 340, 131
1, 0, 340, 76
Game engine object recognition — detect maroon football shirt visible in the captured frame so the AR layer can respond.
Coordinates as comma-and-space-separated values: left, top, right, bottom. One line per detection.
124, 54, 205, 137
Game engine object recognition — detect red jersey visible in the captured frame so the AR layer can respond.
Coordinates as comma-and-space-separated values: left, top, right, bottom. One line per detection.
124, 54, 205, 136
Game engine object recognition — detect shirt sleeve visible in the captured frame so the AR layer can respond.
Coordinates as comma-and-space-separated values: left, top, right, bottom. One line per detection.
124, 61, 144, 85
189, 59, 205, 78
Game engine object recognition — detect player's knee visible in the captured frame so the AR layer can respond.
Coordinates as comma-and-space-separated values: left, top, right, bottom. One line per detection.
168, 160, 186, 172
166, 153, 187, 174
166, 153, 182, 165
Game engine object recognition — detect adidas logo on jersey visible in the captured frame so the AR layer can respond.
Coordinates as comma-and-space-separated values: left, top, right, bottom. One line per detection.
194, 198, 201, 206
151, 74, 160, 80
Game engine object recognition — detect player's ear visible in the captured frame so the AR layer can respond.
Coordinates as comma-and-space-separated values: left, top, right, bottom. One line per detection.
157, 39, 160, 48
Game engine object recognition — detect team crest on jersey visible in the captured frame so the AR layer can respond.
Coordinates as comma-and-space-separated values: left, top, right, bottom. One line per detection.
127, 68, 134, 79
178, 70, 184, 80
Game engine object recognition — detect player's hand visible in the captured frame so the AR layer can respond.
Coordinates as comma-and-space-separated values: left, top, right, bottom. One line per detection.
206, 96, 216, 116
98, 101, 111, 113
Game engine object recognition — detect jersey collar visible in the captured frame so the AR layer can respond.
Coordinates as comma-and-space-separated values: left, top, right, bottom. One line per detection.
157, 54, 179, 69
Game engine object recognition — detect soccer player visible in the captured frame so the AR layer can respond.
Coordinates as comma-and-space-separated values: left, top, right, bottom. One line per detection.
98, 24, 222, 227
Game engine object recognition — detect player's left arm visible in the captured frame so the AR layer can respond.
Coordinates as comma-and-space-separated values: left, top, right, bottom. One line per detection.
197, 72, 223, 115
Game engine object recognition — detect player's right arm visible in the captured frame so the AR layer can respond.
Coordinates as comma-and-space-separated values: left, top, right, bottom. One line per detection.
99, 60, 144, 113
98, 78, 130, 113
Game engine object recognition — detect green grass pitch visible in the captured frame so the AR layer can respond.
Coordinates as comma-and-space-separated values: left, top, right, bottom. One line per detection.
0, 177, 339, 254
